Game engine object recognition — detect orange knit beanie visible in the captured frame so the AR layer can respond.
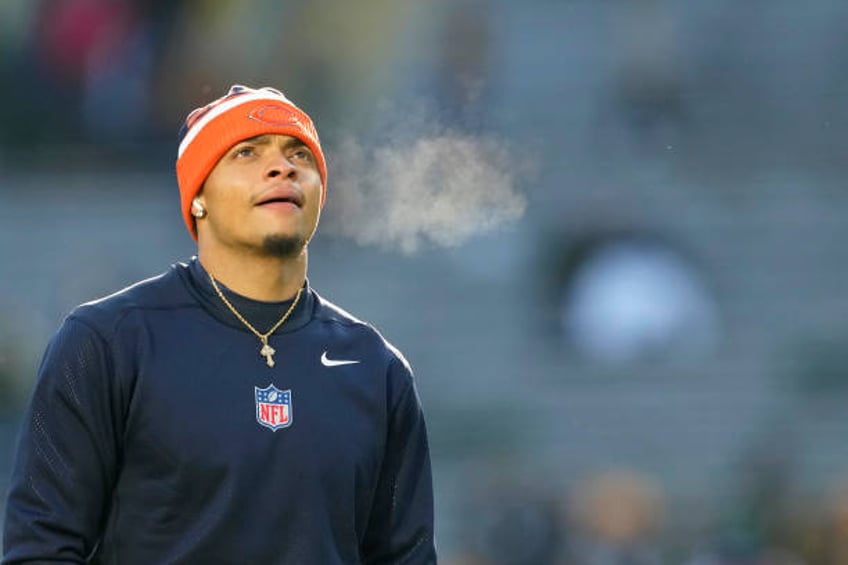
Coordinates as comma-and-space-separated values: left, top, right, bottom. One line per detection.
176, 85, 327, 239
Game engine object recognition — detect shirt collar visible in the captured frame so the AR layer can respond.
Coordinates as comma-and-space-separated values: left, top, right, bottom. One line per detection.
183, 256, 314, 334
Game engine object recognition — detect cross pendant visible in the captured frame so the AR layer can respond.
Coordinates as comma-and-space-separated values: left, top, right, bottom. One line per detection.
259, 340, 276, 368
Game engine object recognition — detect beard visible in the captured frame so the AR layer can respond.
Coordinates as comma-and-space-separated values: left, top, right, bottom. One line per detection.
261, 234, 306, 258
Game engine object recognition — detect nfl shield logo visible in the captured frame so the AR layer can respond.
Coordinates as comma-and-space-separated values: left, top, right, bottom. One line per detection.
255, 385, 293, 431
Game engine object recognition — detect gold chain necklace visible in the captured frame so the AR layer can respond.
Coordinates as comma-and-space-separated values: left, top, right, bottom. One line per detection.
208, 274, 303, 368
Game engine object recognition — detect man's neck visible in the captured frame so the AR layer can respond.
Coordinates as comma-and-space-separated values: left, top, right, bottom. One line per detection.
197, 246, 307, 302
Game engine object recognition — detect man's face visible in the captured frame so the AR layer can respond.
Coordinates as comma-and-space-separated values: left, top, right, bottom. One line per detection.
195, 134, 323, 257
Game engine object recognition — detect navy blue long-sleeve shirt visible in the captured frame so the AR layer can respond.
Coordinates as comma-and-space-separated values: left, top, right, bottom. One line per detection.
2, 258, 436, 564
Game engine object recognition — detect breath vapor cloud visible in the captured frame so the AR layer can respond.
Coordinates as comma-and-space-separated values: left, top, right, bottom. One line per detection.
325, 128, 528, 254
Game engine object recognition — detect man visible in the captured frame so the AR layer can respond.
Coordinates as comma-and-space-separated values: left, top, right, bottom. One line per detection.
3, 85, 437, 564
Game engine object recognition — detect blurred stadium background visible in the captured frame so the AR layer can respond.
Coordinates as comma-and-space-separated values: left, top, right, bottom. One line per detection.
3, 0, 848, 563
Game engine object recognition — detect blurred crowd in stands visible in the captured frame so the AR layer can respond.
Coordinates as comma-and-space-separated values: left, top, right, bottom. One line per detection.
440, 465, 848, 564
0, 0, 493, 165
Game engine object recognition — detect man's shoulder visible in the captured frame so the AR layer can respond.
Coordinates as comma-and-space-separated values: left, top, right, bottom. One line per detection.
311, 291, 369, 328
311, 291, 410, 367
69, 262, 192, 329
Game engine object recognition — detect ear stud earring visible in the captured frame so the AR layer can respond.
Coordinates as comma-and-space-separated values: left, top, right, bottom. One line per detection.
191, 198, 207, 218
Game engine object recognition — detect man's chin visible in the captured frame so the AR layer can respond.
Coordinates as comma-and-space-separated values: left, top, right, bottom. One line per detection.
261, 234, 306, 258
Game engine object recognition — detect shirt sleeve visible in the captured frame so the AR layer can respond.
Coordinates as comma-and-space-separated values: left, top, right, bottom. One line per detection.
361, 357, 437, 564
2, 316, 124, 564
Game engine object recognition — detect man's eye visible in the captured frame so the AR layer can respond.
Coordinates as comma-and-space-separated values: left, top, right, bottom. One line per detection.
234, 147, 255, 158
292, 149, 312, 161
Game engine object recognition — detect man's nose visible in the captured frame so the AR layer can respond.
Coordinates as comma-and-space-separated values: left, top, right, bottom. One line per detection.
266, 154, 297, 179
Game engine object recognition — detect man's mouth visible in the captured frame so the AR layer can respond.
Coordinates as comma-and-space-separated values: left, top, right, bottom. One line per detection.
255, 188, 304, 208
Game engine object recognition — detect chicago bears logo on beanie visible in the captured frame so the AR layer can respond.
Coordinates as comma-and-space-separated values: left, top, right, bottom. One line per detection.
176, 85, 328, 239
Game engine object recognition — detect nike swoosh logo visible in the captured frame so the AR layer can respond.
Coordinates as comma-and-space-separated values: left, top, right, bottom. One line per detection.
321, 351, 361, 367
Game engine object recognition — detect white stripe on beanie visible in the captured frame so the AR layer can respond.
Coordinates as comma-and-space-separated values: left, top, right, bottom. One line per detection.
177, 87, 294, 158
